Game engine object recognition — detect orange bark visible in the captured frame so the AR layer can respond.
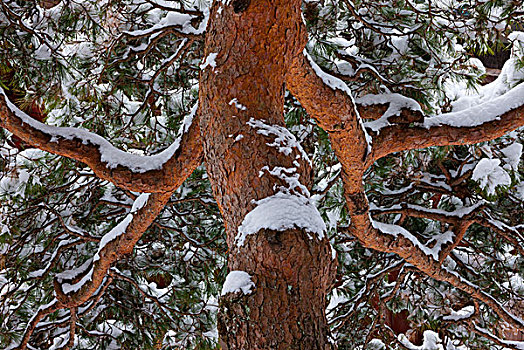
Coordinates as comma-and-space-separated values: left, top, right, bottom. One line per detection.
0, 92, 203, 193
2, 0, 524, 348
199, 0, 336, 347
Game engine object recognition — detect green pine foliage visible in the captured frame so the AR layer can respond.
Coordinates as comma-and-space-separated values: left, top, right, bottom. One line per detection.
1, 0, 523, 349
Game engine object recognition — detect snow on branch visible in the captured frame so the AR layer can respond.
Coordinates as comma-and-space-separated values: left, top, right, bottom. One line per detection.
442, 305, 475, 321
123, 8, 209, 38
15, 298, 62, 350
7, 191, 171, 348
340, 178, 524, 332
303, 49, 372, 150
1, 89, 179, 172
358, 93, 422, 132
364, 219, 523, 330
0, 90, 203, 192
473, 325, 524, 350
367, 71, 524, 165
303, 49, 352, 95
371, 220, 453, 261
287, 51, 371, 175
367, 84, 524, 165
370, 201, 484, 222
362, 213, 524, 330
54, 192, 170, 304
422, 83, 524, 129
6, 192, 172, 349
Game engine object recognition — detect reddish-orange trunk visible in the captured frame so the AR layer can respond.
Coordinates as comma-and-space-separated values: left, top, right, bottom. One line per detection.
199, 0, 336, 348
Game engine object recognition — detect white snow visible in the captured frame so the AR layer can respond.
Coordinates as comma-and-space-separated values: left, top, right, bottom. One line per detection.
367, 339, 386, 350
501, 143, 523, 171
236, 192, 326, 246
28, 239, 80, 278
60, 193, 150, 294
399, 330, 443, 350
427, 36, 524, 130
94, 215, 133, 262
304, 49, 373, 150
443, 305, 475, 321
247, 118, 311, 164
61, 266, 95, 295
358, 93, 422, 132
130, 193, 151, 213
200, 52, 218, 70
474, 326, 524, 350
124, 8, 209, 37
56, 258, 92, 282
472, 158, 511, 195
503, 274, 524, 293
221, 270, 255, 296
228, 98, 247, 111
304, 50, 352, 95
48, 334, 71, 350
237, 118, 327, 246
0, 88, 197, 173
372, 220, 453, 261
375, 36, 524, 134
370, 201, 483, 219
423, 83, 524, 128
259, 166, 309, 196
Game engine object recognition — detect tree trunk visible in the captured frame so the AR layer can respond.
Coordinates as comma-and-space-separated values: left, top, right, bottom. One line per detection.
199, 0, 336, 348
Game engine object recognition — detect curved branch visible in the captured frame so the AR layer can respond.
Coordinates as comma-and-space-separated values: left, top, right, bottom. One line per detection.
287, 51, 369, 180
345, 186, 524, 331
471, 324, 524, 350
53, 191, 172, 308
287, 52, 359, 132
16, 191, 176, 348
367, 84, 524, 167
0, 89, 203, 193
17, 298, 62, 350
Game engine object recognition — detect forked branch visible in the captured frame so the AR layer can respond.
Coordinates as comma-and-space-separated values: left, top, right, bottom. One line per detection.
367, 85, 524, 166
346, 186, 524, 333
17, 191, 174, 349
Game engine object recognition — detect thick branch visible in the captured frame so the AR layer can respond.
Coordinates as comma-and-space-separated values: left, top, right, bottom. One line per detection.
287, 46, 524, 331
346, 186, 524, 331
0, 89, 202, 193
367, 84, 524, 167
287, 52, 359, 132
17, 191, 176, 349
287, 52, 369, 185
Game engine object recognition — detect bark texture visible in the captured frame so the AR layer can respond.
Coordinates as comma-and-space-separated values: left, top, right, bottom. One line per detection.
199, 0, 336, 348
3, 0, 524, 348
0, 92, 203, 193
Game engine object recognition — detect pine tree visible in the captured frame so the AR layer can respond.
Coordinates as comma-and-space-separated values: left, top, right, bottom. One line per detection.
1, 0, 523, 348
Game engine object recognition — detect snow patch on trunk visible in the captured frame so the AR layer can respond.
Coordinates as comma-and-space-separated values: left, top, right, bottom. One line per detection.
236, 192, 326, 246
221, 271, 255, 296
200, 52, 218, 70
